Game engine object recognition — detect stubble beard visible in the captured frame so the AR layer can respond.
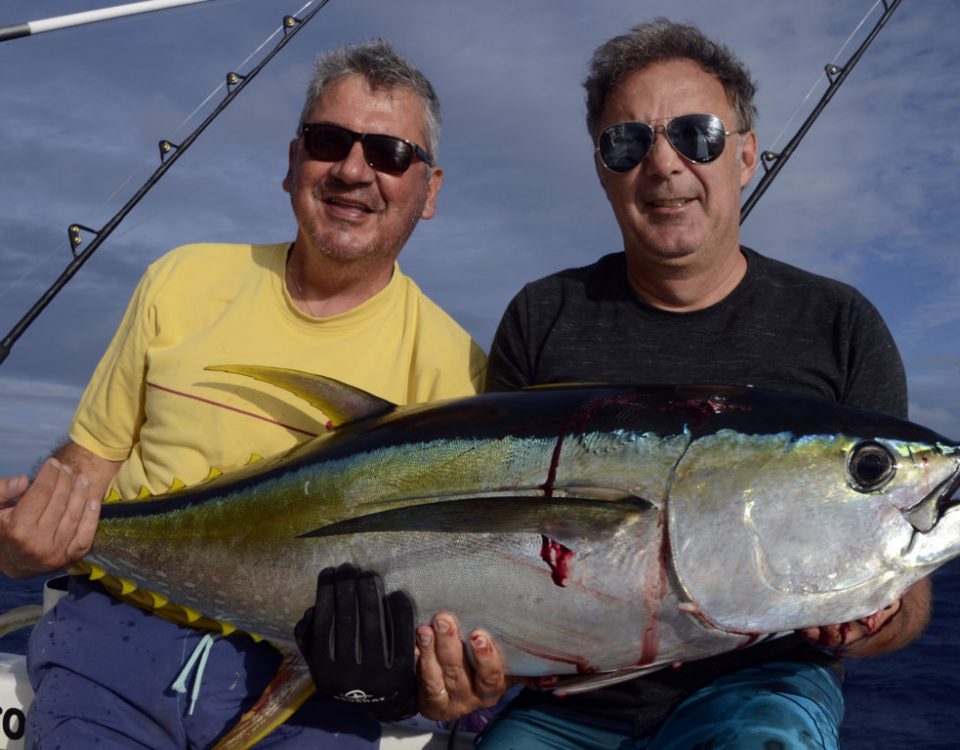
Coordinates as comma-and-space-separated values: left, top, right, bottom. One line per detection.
307, 186, 427, 265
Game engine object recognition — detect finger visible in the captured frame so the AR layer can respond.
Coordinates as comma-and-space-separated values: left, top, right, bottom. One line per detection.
812, 623, 847, 648
10, 459, 61, 527
416, 625, 451, 716
356, 571, 387, 668
52, 474, 89, 549
36, 460, 77, 533
386, 590, 416, 672
801, 625, 837, 647
333, 563, 360, 665
468, 629, 508, 707
857, 599, 902, 635
310, 567, 337, 660
60, 478, 101, 566
0, 475, 28, 503
432, 614, 477, 703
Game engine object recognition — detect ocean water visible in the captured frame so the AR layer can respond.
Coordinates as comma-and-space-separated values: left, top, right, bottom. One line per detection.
2, 567, 958, 748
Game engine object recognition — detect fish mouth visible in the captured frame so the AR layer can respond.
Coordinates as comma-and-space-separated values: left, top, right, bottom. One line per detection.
903, 464, 960, 533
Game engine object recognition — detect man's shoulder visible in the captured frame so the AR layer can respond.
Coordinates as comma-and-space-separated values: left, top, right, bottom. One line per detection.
395, 270, 479, 344
745, 247, 866, 306
518, 252, 626, 299
149, 242, 285, 273
392, 269, 487, 392
139, 242, 287, 293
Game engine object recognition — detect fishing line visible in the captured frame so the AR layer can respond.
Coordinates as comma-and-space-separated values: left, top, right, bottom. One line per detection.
0, 0, 332, 366
740, 0, 902, 223
766, 0, 882, 153
0, 0, 300, 311
178, 0, 312, 129
82, 0, 297, 235
87, 1, 315, 250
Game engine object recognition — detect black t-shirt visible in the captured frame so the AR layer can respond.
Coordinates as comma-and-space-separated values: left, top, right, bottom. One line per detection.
485, 247, 907, 732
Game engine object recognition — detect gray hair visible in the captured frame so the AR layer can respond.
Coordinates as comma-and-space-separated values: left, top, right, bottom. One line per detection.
584, 18, 758, 139
298, 38, 441, 164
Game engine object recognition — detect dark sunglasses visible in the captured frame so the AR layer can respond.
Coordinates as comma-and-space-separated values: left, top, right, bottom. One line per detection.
596, 114, 739, 173
300, 122, 433, 174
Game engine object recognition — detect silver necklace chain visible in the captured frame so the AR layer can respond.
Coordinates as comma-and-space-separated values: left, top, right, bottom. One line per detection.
286, 254, 319, 318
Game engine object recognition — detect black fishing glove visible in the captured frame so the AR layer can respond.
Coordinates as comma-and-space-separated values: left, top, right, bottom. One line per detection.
295, 563, 418, 721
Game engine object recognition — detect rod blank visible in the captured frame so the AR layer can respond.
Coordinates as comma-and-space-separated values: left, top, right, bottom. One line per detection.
0, 0, 216, 42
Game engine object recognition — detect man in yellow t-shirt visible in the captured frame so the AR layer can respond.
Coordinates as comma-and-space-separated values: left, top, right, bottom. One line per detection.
71, 240, 484, 501
0, 39, 494, 749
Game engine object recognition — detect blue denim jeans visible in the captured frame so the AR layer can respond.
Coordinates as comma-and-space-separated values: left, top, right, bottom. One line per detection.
475, 660, 844, 750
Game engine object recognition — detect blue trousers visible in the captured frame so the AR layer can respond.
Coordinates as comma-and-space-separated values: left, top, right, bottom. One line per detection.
26, 577, 379, 749
475, 661, 844, 750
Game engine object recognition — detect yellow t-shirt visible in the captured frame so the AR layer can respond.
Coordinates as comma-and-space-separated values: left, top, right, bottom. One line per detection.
70, 242, 486, 499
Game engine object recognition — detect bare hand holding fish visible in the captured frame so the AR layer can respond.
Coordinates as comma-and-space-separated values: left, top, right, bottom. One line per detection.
0, 453, 104, 578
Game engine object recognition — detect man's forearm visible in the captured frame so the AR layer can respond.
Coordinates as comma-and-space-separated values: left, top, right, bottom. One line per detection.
843, 577, 932, 659
54, 441, 122, 500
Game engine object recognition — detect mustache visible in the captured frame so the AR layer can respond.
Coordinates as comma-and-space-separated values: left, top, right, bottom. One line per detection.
313, 177, 383, 212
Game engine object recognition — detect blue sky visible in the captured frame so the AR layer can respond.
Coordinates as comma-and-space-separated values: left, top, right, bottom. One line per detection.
1, 0, 958, 477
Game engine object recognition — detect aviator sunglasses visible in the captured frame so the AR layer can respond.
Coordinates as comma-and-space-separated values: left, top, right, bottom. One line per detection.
596, 113, 740, 173
300, 122, 433, 175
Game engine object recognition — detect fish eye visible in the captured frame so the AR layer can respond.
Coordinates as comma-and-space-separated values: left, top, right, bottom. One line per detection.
847, 441, 897, 492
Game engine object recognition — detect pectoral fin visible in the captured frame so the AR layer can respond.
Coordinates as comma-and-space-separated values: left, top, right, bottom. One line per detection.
211, 648, 316, 750
302, 496, 653, 538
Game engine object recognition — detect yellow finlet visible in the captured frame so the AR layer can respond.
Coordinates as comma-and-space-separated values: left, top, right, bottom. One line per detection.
149, 591, 170, 609
205, 466, 223, 481
73, 566, 260, 643
167, 477, 187, 493
247, 453, 263, 465
135, 485, 153, 500
180, 605, 202, 623
104, 487, 122, 503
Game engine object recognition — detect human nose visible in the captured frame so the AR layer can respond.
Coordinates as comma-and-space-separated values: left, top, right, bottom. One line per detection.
642, 126, 684, 177
328, 139, 375, 183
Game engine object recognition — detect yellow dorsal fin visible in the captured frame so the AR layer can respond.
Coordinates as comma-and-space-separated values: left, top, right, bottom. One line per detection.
135, 486, 152, 500
205, 364, 396, 427
205, 466, 223, 481
246, 453, 263, 465
167, 477, 187, 493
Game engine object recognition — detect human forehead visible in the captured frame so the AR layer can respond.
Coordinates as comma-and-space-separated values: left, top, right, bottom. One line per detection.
306, 73, 429, 142
599, 59, 735, 129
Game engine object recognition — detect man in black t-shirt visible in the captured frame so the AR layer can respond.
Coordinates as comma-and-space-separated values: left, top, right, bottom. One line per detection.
417, 18, 931, 749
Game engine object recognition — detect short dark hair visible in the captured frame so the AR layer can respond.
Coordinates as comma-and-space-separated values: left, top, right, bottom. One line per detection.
299, 38, 441, 163
584, 18, 758, 138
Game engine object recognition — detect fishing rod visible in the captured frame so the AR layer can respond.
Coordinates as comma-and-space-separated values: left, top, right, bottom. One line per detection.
0, 0, 218, 43
0, 0, 332, 367
741, 0, 903, 222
